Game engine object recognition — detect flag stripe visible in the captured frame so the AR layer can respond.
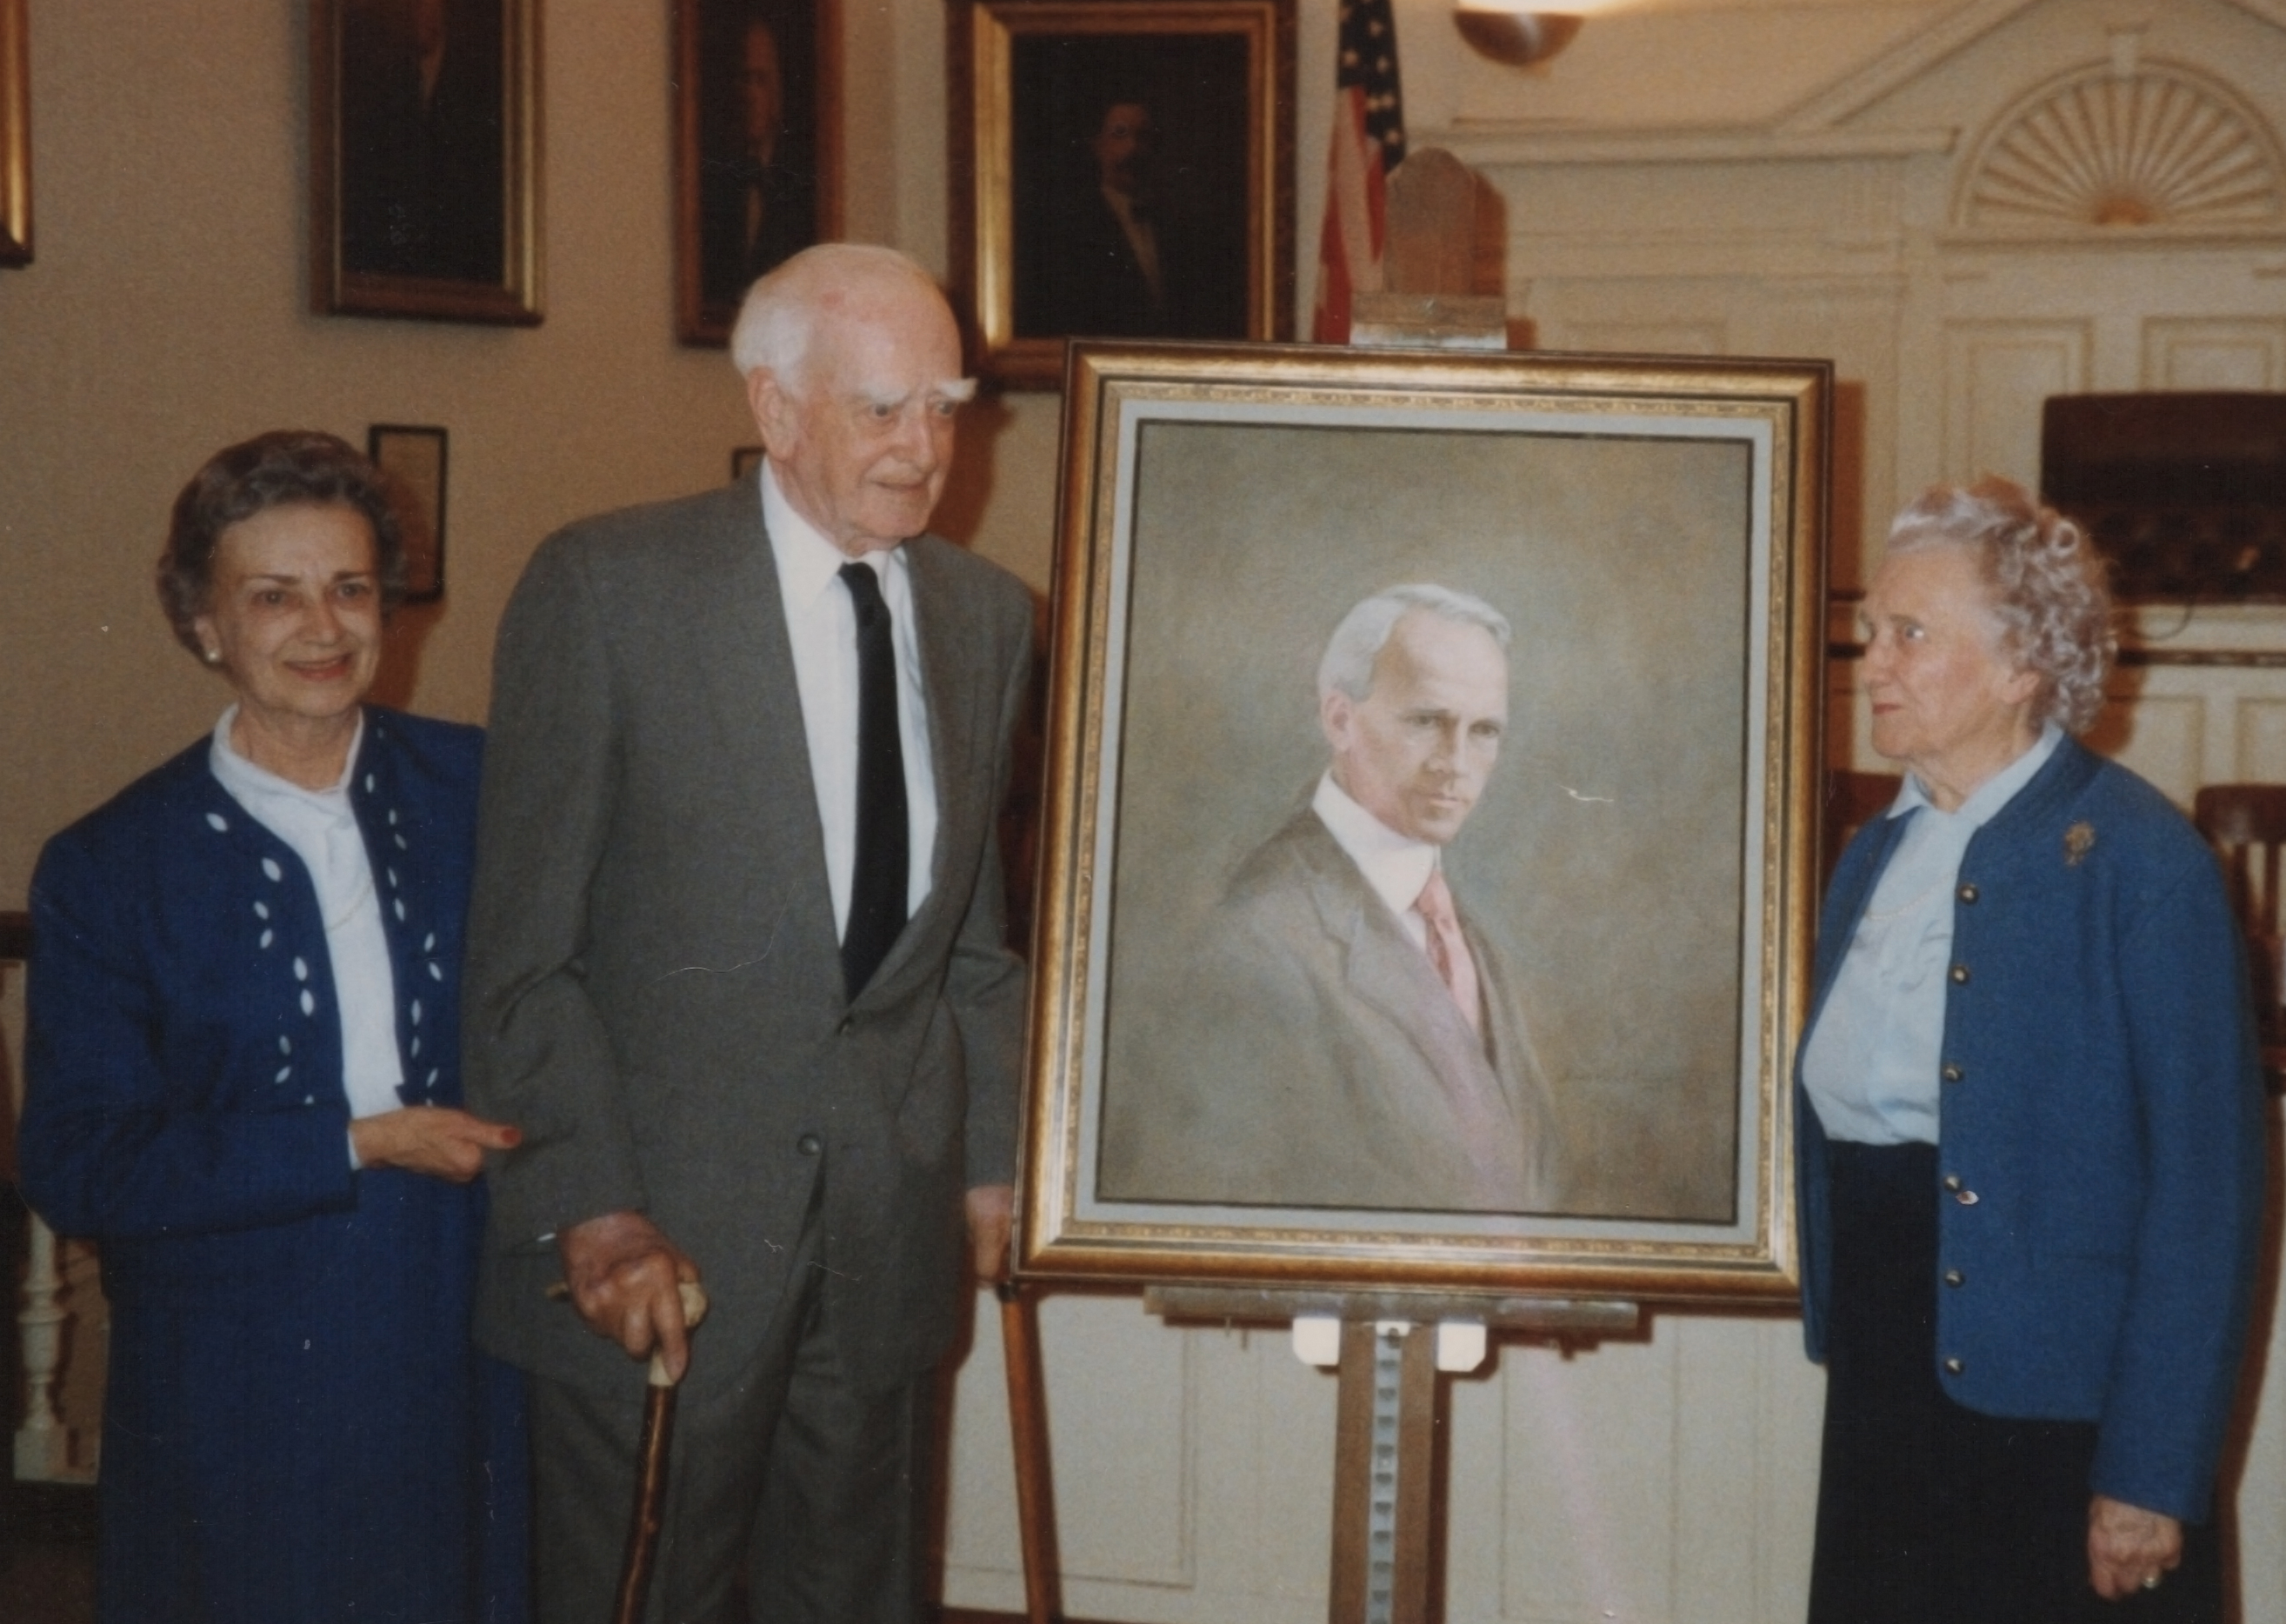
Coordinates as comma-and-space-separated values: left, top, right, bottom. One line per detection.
1313, 0, 1406, 343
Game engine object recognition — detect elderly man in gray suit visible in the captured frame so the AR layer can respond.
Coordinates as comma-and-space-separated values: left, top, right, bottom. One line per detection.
463, 244, 1032, 1622
1106, 584, 1566, 1214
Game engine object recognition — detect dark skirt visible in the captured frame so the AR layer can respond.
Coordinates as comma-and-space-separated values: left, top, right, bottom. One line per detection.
1809, 1140, 2222, 1624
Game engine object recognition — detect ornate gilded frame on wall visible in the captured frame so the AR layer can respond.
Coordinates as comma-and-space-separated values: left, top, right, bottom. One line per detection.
1017, 343, 1830, 1301
311, 0, 543, 324
674, 0, 843, 347
1, 0, 27, 267
951, 0, 1294, 389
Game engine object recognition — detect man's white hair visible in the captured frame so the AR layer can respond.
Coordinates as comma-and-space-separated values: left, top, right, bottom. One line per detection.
727, 243, 946, 388
1316, 583, 1512, 703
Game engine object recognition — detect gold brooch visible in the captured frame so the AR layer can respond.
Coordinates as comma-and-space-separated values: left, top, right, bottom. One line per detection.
2064, 822, 2096, 866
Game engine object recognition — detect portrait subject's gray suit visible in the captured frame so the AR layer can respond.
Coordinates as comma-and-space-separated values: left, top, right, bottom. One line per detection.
1105, 808, 1566, 1214
463, 481, 1032, 1403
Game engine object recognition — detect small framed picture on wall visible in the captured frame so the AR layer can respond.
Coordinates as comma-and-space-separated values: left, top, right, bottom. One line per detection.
369, 424, 449, 602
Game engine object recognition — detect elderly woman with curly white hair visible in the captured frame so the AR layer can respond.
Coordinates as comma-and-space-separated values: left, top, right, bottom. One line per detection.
1796, 477, 2268, 1623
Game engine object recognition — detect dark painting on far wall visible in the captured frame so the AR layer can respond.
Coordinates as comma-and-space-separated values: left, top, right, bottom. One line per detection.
676, 0, 841, 347
954, 0, 1294, 388
311, 0, 543, 323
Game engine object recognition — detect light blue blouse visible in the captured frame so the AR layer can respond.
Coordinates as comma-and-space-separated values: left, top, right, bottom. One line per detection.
1801, 725, 2062, 1143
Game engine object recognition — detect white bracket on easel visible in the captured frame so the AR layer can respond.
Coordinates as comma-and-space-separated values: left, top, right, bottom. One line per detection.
1291, 1314, 1487, 1374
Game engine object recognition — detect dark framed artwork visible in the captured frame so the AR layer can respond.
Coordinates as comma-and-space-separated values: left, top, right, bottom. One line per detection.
369, 424, 448, 602
953, 0, 1295, 388
1, 0, 26, 267
1017, 343, 1831, 1300
312, 0, 543, 323
675, 0, 841, 346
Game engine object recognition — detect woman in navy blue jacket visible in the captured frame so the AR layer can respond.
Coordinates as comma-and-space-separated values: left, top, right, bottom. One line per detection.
1798, 479, 2267, 1622
20, 431, 528, 1624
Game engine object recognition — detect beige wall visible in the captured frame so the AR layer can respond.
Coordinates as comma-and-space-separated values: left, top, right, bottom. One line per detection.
0, 0, 1069, 909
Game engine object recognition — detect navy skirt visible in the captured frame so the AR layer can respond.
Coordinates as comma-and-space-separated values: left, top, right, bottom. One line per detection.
1809, 1140, 2222, 1624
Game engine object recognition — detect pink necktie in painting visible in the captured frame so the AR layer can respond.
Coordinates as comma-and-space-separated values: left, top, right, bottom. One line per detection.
1413, 868, 1483, 1038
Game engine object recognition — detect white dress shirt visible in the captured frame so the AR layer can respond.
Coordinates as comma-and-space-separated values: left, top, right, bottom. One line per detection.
1802, 724, 2062, 1144
762, 461, 939, 937
209, 708, 404, 1155
1312, 772, 1442, 950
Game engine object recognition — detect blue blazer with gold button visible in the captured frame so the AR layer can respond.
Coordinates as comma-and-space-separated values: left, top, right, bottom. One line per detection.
1796, 735, 2267, 1524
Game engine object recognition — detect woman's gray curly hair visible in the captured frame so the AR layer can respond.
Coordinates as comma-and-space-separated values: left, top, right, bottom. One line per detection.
1885, 476, 2115, 735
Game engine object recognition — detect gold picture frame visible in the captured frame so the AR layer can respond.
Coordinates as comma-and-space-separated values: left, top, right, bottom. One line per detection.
1018, 342, 1831, 1301
1, 0, 28, 267
951, 0, 1294, 389
311, 0, 543, 324
674, 0, 843, 347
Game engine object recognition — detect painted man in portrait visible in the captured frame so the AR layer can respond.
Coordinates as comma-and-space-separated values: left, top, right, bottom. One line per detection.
340, 0, 505, 282
1104, 584, 1567, 1213
698, 12, 819, 309
1025, 89, 1244, 341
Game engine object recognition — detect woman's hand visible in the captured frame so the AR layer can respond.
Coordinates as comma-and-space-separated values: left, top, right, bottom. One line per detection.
349, 1106, 521, 1182
2087, 1494, 2182, 1599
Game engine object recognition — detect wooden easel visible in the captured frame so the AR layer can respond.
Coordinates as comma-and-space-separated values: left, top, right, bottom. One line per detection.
1145, 1288, 1636, 1624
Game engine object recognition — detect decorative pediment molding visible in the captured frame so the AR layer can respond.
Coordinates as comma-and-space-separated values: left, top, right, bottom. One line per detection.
1956, 58, 2284, 230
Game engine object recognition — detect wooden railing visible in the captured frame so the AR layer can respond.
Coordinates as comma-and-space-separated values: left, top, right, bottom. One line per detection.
2, 909, 95, 1485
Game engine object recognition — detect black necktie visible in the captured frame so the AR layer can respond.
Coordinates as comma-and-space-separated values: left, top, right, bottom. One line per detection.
840, 562, 908, 998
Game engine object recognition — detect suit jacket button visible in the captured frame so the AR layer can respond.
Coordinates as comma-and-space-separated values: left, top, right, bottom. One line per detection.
1957, 882, 1979, 903
1942, 1063, 1963, 1083
797, 1133, 823, 1156
1943, 1356, 1964, 1375
1949, 963, 1969, 984
1955, 1188, 1979, 1206
837, 1014, 856, 1036
1944, 1268, 1964, 1287
1943, 1173, 1963, 1192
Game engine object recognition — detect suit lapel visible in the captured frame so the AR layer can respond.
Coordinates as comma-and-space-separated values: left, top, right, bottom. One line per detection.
1290, 816, 1492, 1079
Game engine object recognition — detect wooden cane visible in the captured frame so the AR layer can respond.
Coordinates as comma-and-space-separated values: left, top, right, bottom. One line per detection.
611, 1279, 709, 1624
997, 1278, 1063, 1624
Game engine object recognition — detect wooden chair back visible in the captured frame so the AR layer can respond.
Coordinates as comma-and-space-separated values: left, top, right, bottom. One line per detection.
2192, 783, 2286, 1094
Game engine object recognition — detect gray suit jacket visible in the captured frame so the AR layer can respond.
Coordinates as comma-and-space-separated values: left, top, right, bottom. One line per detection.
1102, 808, 1565, 1213
463, 483, 1032, 1399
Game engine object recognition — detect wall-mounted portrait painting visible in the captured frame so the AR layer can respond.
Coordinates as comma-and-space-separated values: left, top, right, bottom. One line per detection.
675, 0, 841, 346
311, 0, 543, 323
954, 0, 1294, 387
1018, 343, 1832, 1302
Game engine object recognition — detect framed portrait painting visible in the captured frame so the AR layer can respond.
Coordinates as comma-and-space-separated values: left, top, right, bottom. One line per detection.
953, 0, 1295, 388
1, 0, 26, 267
311, 0, 543, 324
1017, 343, 1831, 1301
675, 0, 841, 346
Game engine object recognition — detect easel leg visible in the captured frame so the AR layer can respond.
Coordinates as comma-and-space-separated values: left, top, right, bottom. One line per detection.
997, 1280, 1062, 1624
1329, 1321, 1437, 1624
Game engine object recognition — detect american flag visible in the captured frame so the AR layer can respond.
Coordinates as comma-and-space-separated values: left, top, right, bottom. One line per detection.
1311, 0, 1407, 343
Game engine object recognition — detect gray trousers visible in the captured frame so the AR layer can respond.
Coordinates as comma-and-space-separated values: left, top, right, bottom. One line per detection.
530, 1216, 935, 1624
